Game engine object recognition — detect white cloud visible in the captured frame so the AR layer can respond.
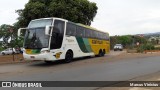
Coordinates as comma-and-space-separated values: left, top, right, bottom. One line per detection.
0, 0, 28, 25
0, 0, 160, 36
90, 0, 160, 35
0, 10, 18, 25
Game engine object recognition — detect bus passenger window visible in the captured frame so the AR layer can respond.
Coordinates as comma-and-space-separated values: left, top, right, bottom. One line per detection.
85, 29, 92, 38
66, 23, 76, 36
76, 26, 85, 37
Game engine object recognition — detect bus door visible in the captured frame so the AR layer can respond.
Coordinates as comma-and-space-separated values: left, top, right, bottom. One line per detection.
50, 20, 65, 49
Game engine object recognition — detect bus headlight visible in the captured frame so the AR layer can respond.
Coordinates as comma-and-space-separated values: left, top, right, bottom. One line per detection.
41, 50, 50, 53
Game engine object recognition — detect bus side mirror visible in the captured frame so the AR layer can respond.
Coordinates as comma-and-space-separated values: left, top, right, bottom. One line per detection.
45, 26, 51, 35
18, 28, 26, 37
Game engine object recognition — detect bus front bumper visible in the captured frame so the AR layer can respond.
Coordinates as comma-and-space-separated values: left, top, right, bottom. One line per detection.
23, 53, 58, 61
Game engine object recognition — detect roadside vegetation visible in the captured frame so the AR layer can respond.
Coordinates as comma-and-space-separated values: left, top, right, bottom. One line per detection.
110, 35, 160, 53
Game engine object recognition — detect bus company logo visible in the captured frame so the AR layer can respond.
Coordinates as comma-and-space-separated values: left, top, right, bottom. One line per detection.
92, 40, 103, 44
2, 82, 11, 87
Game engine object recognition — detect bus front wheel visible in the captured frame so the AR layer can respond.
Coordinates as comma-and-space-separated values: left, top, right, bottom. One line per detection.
65, 51, 73, 63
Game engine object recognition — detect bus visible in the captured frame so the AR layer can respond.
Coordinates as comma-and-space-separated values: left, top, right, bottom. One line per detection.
18, 17, 110, 63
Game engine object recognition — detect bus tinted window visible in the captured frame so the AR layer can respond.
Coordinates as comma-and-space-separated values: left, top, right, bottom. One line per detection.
92, 31, 96, 39
106, 34, 110, 40
85, 29, 92, 38
102, 33, 106, 40
100, 32, 104, 39
76, 26, 85, 37
54, 20, 65, 35
66, 23, 76, 36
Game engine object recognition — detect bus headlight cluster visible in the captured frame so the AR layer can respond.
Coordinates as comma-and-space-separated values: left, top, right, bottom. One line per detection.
41, 50, 50, 53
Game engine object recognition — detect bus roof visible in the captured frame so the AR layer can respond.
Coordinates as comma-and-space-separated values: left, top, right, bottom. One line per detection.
31, 17, 109, 34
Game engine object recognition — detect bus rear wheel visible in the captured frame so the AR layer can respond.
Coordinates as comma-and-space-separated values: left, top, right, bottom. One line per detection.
98, 49, 105, 57
65, 51, 73, 63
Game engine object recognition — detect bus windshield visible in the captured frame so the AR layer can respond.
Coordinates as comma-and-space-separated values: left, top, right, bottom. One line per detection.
24, 27, 50, 49
28, 19, 53, 28
24, 19, 53, 49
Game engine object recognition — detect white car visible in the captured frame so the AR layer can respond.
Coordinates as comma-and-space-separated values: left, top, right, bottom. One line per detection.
1, 48, 17, 55
114, 44, 123, 51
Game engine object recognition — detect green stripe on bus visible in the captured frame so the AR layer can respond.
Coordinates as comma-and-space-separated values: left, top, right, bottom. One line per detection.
83, 38, 93, 52
32, 49, 41, 54
76, 37, 89, 53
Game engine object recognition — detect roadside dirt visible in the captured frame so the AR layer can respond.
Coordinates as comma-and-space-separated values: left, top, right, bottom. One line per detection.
71, 51, 160, 66
0, 54, 24, 64
108, 52, 160, 62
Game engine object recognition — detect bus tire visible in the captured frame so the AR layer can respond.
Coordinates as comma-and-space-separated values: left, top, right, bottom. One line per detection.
98, 49, 103, 57
65, 50, 73, 63
102, 49, 106, 56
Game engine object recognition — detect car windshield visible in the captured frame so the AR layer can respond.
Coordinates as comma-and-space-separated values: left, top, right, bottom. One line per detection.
115, 44, 122, 46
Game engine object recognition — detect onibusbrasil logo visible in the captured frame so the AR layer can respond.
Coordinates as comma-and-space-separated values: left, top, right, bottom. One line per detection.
1, 82, 42, 88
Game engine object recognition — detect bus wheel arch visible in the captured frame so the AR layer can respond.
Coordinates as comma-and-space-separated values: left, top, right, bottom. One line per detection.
64, 49, 73, 63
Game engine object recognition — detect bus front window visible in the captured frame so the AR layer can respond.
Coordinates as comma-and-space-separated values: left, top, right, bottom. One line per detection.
24, 19, 53, 49
24, 27, 49, 49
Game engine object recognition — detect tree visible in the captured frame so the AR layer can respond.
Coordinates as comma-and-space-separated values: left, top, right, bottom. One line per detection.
0, 24, 23, 48
0, 24, 13, 47
16, 0, 98, 28
117, 36, 132, 48
133, 36, 147, 45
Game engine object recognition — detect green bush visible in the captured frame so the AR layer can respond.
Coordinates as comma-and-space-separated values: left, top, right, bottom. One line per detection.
137, 43, 155, 53
155, 47, 160, 50
0, 47, 5, 51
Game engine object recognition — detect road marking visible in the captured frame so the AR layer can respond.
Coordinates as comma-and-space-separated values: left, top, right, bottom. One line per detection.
129, 87, 152, 90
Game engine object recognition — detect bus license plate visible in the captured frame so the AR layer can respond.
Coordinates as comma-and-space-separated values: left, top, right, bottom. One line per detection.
30, 56, 35, 58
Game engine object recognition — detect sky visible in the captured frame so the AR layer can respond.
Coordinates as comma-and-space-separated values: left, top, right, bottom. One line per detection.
0, 0, 160, 36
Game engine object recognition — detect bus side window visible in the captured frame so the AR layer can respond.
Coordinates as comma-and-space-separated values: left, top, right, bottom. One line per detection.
106, 34, 109, 40
76, 26, 85, 37
66, 23, 76, 36
95, 31, 99, 39
85, 29, 92, 38
102, 33, 105, 40
99, 32, 103, 40
92, 31, 96, 39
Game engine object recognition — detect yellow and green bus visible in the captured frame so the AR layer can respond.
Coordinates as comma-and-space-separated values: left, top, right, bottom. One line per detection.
18, 17, 110, 63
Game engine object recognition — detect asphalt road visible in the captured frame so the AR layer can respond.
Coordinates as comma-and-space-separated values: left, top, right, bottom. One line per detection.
0, 52, 160, 90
